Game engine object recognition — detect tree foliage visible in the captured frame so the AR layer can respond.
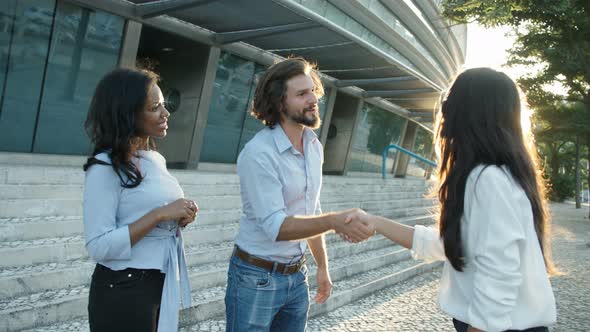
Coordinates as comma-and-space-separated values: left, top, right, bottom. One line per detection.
442, 0, 590, 206
442, 0, 589, 107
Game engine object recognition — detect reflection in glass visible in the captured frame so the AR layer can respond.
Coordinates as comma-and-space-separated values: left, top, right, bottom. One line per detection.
200, 52, 255, 163
33, 1, 123, 154
349, 103, 406, 173
0, 0, 55, 152
236, 64, 266, 154
313, 87, 329, 136
407, 126, 434, 178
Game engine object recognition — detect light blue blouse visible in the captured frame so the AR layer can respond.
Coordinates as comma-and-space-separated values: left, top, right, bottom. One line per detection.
83, 150, 191, 332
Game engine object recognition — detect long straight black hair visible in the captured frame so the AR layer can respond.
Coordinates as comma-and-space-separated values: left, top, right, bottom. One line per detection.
435, 67, 555, 273
83, 68, 159, 188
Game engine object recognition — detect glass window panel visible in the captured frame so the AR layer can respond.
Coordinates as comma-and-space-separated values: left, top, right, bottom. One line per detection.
33, 1, 124, 154
407, 126, 434, 177
200, 52, 254, 163
313, 87, 329, 135
349, 103, 406, 173
0, 1, 16, 108
237, 64, 266, 154
0, 0, 55, 152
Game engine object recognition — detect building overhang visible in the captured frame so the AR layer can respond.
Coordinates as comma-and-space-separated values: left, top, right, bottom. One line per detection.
68, 0, 448, 128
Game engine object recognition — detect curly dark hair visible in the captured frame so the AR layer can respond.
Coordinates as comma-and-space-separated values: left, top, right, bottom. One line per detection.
251, 57, 324, 128
83, 68, 159, 188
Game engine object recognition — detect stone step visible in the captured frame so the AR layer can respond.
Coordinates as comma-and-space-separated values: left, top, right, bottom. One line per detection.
0, 209, 244, 242
0, 163, 429, 187
0, 221, 239, 268
0, 191, 433, 219
0, 197, 244, 219
20, 256, 442, 332
0, 239, 425, 331
0, 183, 427, 200
0, 192, 434, 223
0, 210, 434, 268
184, 236, 406, 294
0, 194, 434, 240
179, 259, 443, 332
10, 221, 440, 332
0, 201, 432, 239
0, 230, 411, 300
179, 256, 443, 328
181, 215, 427, 269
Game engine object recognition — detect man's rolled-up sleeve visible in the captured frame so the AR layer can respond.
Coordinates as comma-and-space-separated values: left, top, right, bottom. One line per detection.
237, 151, 288, 241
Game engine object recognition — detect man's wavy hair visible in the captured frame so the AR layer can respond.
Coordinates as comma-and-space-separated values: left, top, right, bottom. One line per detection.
251, 57, 324, 128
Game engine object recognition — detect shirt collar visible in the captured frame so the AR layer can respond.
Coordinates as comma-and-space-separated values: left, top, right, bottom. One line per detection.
271, 124, 318, 154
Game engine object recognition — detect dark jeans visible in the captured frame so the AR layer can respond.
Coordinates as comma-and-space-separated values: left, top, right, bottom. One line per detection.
453, 319, 549, 332
88, 264, 165, 332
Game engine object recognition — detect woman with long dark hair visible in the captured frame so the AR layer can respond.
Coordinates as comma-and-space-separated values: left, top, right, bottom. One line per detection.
354, 68, 556, 331
83, 68, 197, 331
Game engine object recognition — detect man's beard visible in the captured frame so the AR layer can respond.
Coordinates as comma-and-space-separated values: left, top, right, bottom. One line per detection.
284, 106, 321, 129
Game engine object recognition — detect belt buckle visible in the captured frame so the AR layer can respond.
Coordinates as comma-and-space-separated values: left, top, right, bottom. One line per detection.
282, 256, 306, 274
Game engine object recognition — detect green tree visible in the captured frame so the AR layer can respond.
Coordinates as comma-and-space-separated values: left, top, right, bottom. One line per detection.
442, 0, 590, 215
442, 0, 589, 107
535, 101, 590, 204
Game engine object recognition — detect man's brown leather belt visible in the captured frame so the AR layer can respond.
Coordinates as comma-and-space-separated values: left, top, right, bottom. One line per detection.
233, 246, 306, 275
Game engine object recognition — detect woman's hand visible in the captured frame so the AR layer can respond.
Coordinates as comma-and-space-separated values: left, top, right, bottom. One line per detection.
179, 199, 198, 229
156, 198, 198, 222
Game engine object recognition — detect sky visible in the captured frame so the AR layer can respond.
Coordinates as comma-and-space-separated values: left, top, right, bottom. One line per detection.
463, 23, 521, 79
463, 24, 536, 131
464, 23, 567, 96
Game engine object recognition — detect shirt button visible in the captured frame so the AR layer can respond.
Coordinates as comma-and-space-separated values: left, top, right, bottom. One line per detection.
128, 273, 132, 277
109, 284, 113, 288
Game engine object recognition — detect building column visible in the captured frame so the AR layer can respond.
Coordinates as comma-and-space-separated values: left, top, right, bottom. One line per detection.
118, 20, 142, 68
342, 99, 364, 175
186, 46, 221, 169
323, 92, 363, 175
393, 121, 418, 177
318, 88, 337, 146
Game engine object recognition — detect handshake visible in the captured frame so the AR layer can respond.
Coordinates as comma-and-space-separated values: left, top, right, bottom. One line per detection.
331, 208, 376, 243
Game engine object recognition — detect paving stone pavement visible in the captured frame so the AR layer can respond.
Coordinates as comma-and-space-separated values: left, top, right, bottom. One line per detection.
546, 203, 590, 332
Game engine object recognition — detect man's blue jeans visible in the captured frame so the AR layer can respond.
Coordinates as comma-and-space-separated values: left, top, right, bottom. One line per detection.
225, 255, 310, 332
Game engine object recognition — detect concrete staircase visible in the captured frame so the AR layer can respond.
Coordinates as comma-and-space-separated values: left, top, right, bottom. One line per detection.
0, 153, 440, 331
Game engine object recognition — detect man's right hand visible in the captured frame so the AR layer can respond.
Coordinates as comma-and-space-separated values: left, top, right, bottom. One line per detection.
331, 208, 375, 243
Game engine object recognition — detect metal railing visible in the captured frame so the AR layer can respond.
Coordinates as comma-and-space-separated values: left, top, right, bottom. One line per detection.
382, 144, 437, 179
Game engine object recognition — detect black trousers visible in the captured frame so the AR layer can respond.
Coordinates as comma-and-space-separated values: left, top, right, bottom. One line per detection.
453, 319, 549, 332
88, 264, 165, 332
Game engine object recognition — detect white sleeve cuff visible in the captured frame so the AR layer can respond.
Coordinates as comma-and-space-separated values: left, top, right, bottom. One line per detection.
411, 225, 445, 262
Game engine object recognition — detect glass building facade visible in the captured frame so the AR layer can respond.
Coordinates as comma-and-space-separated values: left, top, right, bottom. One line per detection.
0, 0, 453, 178
349, 103, 407, 173
406, 126, 434, 177
0, 0, 124, 154
200, 52, 329, 164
